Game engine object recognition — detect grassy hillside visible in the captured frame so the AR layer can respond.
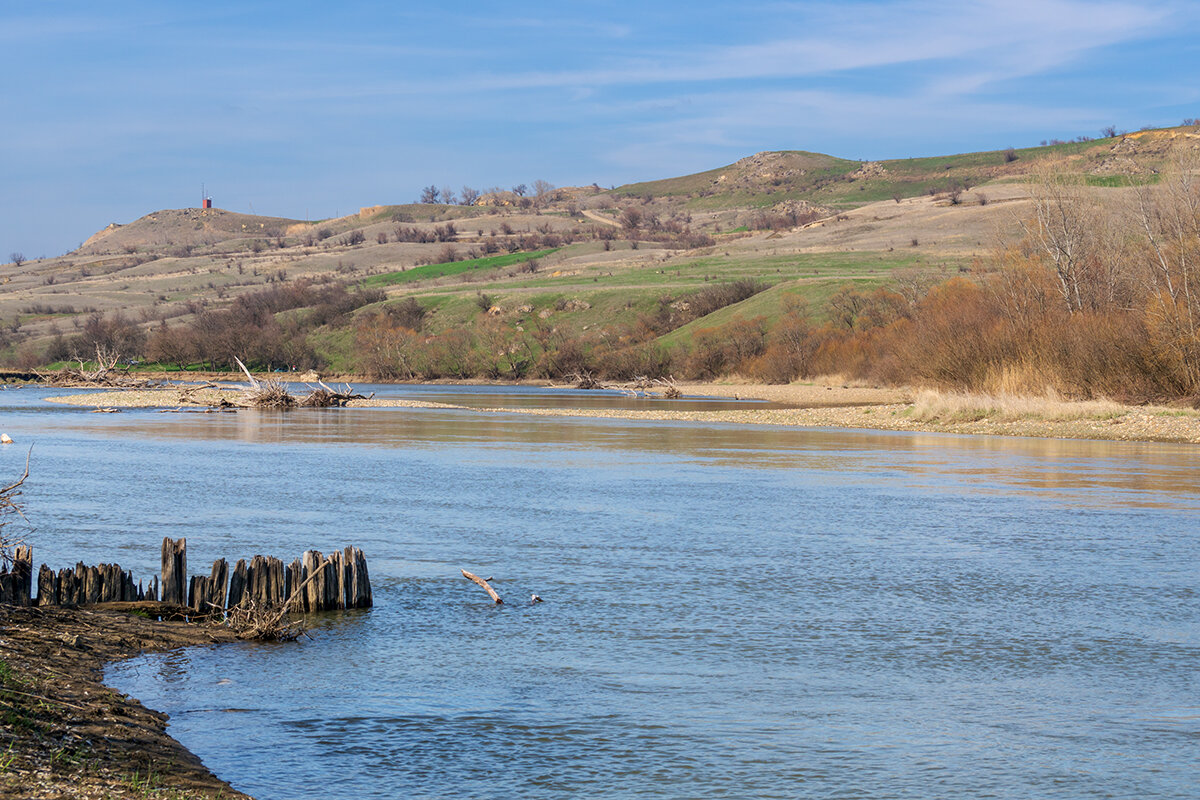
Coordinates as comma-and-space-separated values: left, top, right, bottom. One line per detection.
3, 124, 1197, 376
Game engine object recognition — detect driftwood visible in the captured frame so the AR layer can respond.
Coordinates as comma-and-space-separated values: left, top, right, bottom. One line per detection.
461, 569, 502, 604
234, 358, 370, 408
0, 448, 30, 570
34, 345, 159, 389
566, 371, 682, 399
569, 370, 606, 390
299, 381, 372, 407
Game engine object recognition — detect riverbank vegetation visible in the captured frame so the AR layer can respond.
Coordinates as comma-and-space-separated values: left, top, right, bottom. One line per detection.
6, 140, 1199, 407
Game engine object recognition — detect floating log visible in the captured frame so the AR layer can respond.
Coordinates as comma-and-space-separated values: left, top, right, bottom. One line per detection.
461, 569, 502, 604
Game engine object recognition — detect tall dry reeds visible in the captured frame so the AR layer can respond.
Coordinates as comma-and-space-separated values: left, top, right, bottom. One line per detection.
906, 388, 1131, 423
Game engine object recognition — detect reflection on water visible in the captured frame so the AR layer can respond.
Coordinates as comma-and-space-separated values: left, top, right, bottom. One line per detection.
1, 384, 1198, 799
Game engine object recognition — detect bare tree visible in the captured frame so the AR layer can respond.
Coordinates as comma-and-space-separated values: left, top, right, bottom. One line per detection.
0, 450, 30, 568
9, 252, 24, 267
460, 186, 480, 206
512, 183, 527, 197
1021, 167, 1105, 313
440, 186, 457, 206
1129, 145, 1200, 386
533, 179, 556, 202
1100, 125, 1119, 138
419, 185, 440, 204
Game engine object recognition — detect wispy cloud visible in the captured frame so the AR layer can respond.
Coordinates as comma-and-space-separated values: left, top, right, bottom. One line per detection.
436, 0, 1174, 93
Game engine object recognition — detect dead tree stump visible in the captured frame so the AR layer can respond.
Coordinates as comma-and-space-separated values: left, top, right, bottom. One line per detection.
161, 537, 187, 606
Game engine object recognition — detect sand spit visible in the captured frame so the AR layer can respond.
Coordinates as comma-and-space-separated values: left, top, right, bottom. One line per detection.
45, 387, 468, 412
40, 383, 1200, 444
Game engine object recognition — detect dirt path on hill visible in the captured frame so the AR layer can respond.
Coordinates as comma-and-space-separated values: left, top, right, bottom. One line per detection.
581, 209, 622, 228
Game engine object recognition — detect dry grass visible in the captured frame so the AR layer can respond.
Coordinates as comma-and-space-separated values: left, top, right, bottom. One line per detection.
907, 388, 1148, 422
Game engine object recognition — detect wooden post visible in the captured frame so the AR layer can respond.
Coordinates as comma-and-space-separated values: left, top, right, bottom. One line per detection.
85, 565, 101, 605
188, 575, 203, 611
285, 558, 304, 612
228, 559, 247, 608
267, 556, 285, 607
37, 564, 57, 606
161, 537, 187, 606
322, 555, 338, 611
12, 546, 32, 606
302, 551, 323, 612
19, 543, 371, 611
352, 548, 372, 609
209, 559, 228, 610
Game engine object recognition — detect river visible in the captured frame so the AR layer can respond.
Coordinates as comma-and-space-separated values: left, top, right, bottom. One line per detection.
2, 384, 1197, 799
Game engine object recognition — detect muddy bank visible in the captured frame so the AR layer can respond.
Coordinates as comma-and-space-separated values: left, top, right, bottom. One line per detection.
0, 604, 250, 799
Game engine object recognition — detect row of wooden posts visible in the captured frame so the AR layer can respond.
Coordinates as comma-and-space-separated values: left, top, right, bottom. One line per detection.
0, 538, 371, 613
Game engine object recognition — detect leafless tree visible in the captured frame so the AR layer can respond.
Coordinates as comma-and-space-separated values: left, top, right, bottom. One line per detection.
0, 450, 30, 568
440, 186, 457, 206
1021, 167, 1104, 313
512, 183, 527, 197
460, 186, 480, 206
420, 185, 440, 204
9, 252, 24, 267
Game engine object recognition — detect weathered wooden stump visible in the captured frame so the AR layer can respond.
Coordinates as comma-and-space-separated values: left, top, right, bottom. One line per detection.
161, 537, 187, 606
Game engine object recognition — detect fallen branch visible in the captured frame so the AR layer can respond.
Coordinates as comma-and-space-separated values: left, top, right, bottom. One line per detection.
653, 376, 683, 399
33, 345, 159, 389
234, 358, 296, 408
221, 557, 330, 641
299, 380, 371, 407
1, 447, 31, 568
461, 569, 502, 603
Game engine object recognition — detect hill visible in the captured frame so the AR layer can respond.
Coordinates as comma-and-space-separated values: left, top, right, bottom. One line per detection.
2, 124, 1197, 384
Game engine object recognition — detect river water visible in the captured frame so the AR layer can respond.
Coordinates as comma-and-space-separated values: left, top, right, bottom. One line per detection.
2, 384, 1197, 799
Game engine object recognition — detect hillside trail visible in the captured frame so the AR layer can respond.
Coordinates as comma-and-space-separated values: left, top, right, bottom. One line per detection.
581, 209, 622, 228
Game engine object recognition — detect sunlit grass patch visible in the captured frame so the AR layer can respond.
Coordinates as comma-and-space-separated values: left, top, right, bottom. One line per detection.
905, 389, 1164, 423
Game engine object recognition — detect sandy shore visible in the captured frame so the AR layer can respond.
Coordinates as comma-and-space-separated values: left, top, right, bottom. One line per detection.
42, 381, 1200, 444
0, 604, 249, 799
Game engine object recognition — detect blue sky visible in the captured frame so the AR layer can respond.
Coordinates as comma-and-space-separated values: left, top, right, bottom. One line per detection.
3, 0, 1198, 258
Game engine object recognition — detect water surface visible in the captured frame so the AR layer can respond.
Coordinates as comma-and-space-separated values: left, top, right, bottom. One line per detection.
1, 384, 1197, 799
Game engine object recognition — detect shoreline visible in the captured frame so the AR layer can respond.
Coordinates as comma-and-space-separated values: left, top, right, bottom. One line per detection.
40, 380, 1200, 444
0, 604, 250, 800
